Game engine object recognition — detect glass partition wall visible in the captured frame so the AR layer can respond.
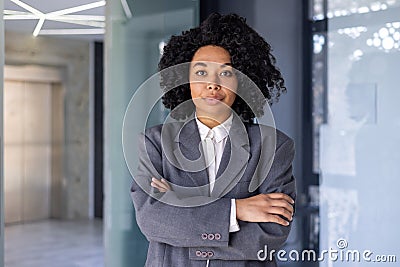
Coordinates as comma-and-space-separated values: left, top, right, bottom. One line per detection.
310, 0, 400, 266
104, 1, 199, 266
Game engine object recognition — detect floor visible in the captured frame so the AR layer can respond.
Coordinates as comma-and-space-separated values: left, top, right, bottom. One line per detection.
5, 219, 104, 267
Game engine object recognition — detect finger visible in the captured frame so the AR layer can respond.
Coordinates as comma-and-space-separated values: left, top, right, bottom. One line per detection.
161, 178, 171, 190
155, 178, 171, 191
157, 179, 171, 191
151, 178, 170, 191
270, 199, 294, 214
152, 181, 169, 191
267, 207, 293, 221
150, 179, 167, 189
267, 193, 295, 204
151, 182, 167, 192
150, 182, 166, 193
267, 193, 294, 204
265, 214, 290, 226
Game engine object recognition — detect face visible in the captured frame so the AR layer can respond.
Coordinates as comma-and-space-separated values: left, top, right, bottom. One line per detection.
189, 45, 238, 120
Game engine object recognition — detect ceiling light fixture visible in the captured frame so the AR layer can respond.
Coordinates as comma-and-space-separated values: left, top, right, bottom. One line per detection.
54, 15, 105, 21
4, 13, 37, 20
48, 18, 105, 28
33, 16, 45, 37
5, 0, 107, 36
120, 0, 132, 18
39, 29, 105, 35
4, 9, 31, 15
10, 0, 42, 16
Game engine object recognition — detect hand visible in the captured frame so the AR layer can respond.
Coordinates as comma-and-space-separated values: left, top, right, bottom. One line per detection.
150, 177, 171, 192
236, 193, 294, 226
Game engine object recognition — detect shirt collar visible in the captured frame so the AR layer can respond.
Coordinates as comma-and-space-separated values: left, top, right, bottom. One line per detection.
195, 113, 233, 143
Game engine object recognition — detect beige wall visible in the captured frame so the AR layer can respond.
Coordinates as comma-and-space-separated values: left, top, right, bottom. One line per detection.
5, 31, 91, 219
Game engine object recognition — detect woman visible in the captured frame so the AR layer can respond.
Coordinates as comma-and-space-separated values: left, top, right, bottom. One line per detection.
131, 13, 296, 266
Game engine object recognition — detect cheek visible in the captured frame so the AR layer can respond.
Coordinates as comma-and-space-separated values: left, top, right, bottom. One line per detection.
228, 93, 237, 105
223, 89, 237, 105
223, 82, 238, 97
189, 83, 203, 99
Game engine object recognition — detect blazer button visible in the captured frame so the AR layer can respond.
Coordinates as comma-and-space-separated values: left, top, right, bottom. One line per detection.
201, 233, 208, 240
207, 251, 214, 257
201, 251, 208, 258
215, 233, 221, 240
207, 233, 215, 240
196, 250, 202, 257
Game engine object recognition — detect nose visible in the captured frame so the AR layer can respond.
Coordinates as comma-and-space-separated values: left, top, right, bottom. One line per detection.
207, 82, 221, 91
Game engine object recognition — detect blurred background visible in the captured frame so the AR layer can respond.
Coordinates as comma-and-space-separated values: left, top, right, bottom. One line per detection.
0, 0, 399, 266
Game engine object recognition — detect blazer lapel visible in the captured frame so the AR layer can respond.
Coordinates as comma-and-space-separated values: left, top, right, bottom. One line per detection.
170, 114, 251, 198
172, 118, 210, 195
211, 114, 250, 198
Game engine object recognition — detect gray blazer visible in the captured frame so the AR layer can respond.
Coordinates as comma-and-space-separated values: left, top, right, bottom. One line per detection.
130, 114, 296, 267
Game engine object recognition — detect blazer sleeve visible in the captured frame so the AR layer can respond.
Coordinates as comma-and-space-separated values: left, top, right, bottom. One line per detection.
188, 136, 296, 261
131, 132, 234, 248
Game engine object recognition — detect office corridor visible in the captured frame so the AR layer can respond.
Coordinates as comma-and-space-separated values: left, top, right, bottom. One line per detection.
5, 219, 103, 267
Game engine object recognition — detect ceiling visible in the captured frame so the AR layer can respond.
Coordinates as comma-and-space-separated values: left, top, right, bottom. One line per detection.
3, 0, 106, 41
3, 0, 196, 41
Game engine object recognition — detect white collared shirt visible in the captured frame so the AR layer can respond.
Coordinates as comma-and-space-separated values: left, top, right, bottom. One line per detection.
195, 113, 240, 233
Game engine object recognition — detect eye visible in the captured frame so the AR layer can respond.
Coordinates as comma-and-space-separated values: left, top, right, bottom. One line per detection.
220, 70, 234, 77
195, 70, 207, 76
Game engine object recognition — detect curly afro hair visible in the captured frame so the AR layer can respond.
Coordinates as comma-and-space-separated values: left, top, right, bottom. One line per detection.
159, 12, 286, 122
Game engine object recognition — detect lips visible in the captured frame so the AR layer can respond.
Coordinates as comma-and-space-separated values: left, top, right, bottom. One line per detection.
203, 95, 224, 105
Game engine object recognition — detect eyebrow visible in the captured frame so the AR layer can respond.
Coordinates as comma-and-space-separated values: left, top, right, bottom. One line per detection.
192, 62, 232, 68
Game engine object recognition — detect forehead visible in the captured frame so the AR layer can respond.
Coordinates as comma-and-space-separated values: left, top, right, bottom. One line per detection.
191, 45, 231, 63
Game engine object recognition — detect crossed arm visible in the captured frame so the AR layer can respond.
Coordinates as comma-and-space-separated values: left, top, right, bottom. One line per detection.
131, 132, 296, 260
151, 177, 294, 226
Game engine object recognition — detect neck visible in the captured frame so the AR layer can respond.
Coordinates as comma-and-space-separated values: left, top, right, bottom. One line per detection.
196, 111, 231, 128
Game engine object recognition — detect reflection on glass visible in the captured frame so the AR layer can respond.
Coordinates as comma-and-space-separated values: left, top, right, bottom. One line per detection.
318, 0, 400, 264
311, 0, 325, 21
320, 187, 359, 257
312, 33, 327, 173
367, 22, 400, 51
337, 26, 367, 39
327, 0, 399, 18
314, 34, 326, 54
313, 0, 400, 20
